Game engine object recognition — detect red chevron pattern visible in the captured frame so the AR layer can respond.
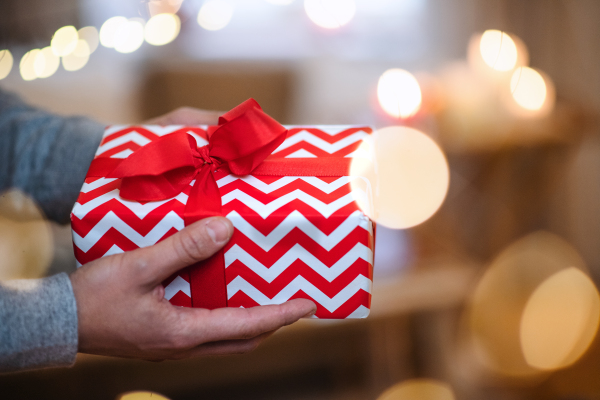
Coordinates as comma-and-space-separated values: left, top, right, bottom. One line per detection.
71, 125, 374, 319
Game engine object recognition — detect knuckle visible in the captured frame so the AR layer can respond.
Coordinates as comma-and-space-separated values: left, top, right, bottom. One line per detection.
174, 228, 212, 264
120, 251, 151, 280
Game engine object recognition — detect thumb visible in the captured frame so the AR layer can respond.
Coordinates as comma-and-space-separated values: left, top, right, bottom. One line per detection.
120, 216, 233, 287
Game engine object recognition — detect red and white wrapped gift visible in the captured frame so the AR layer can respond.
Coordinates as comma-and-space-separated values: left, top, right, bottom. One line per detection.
71, 99, 375, 319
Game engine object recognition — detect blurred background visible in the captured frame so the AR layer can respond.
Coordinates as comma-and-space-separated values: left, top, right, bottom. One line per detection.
2, 0, 600, 399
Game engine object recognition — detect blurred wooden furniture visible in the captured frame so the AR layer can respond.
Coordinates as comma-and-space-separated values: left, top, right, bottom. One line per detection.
139, 62, 294, 124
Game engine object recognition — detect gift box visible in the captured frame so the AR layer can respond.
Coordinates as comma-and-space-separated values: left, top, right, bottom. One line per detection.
71, 99, 375, 319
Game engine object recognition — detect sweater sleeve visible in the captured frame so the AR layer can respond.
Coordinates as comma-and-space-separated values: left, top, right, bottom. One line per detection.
0, 88, 104, 223
0, 273, 78, 372
0, 88, 104, 371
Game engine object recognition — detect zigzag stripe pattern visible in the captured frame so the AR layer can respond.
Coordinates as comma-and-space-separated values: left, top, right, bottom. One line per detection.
272, 131, 369, 154
227, 210, 370, 251
73, 211, 184, 252
217, 176, 354, 194
225, 243, 372, 283
227, 275, 372, 313
73, 190, 188, 219
71, 125, 374, 319
221, 189, 367, 219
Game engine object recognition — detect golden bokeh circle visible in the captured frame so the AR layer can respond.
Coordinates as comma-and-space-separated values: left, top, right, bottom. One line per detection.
467, 231, 596, 377
377, 379, 455, 400
350, 126, 449, 229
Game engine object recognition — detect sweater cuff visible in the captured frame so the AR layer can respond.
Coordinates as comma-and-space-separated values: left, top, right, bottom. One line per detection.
0, 273, 78, 372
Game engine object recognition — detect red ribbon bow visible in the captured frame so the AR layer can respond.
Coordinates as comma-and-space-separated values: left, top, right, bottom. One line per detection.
107, 99, 287, 309
87, 99, 354, 309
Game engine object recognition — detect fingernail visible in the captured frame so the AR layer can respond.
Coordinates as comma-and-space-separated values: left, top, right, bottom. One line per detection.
206, 218, 231, 245
303, 309, 316, 318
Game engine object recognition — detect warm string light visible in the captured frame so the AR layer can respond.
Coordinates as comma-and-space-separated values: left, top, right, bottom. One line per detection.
377, 68, 422, 119
19, 49, 40, 81
147, 0, 183, 17
13, 11, 180, 81
510, 66, 547, 111
78, 26, 100, 53
304, 0, 356, 29
34, 47, 60, 78
51, 26, 79, 57
479, 30, 518, 71
145, 13, 181, 46
114, 19, 145, 53
0, 50, 14, 80
197, 0, 235, 31
62, 40, 91, 71
465, 29, 554, 118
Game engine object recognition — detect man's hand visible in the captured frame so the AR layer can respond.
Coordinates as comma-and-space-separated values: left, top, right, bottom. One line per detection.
70, 216, 316, 360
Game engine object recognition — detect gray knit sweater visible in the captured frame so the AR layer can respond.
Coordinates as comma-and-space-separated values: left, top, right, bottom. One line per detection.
0, 88, 103, 372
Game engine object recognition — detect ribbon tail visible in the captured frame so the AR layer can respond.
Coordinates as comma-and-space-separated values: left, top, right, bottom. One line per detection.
185, 166, 228, 309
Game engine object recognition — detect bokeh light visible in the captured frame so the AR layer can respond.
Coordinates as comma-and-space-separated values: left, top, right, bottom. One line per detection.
113, 19, 145, 53
350, 126, 450, 229
479, 30, 517, 71
377, 68, 422, 119
62, 40, 91, 71
34, 47, 60, 79
51, 26, 79, 57
197, 0, 235, 31
377, 379, 455, 400
468, 231, 590, 377
520, 267, 600, 371
147, 0, 183, 17
20, 49, 40, 81
0, 50, 14, 80
117, 392, 170, 400
145, 13, 181, 46
510, 67, 546, 111
0, 189, 53, 280
78, 26, 100, 53
304, 0, 356, 29
100, 16, 128, 48
467, 31, 529, 80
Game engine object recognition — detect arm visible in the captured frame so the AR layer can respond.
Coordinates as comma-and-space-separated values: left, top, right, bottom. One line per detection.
0, 89, 101, 371
0, 96, 315, 371
0, 89, 104, 224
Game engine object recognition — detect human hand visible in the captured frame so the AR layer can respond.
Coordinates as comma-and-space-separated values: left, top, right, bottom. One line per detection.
69, 217, 316, 360
144, 107, 223, 126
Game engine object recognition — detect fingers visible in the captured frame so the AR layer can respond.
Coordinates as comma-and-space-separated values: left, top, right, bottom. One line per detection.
120, 216, 233, 286
182, 299, 316, 344
145, 107, 223, 126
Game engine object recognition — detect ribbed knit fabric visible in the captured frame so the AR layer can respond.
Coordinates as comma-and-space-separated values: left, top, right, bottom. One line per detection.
0, 88, 104, 372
